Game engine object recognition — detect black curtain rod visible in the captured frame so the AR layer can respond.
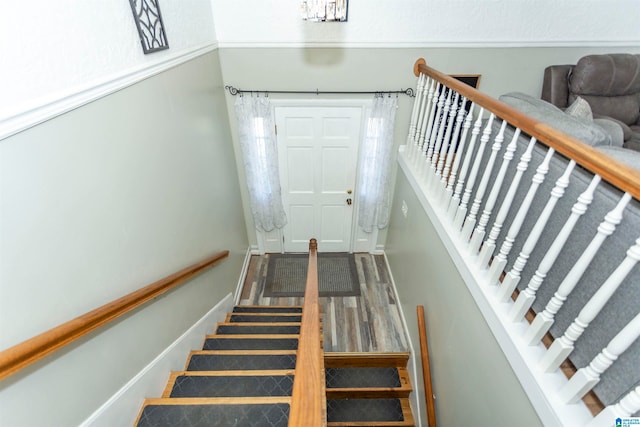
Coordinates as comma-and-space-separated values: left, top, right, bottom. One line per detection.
224, 85, 414, 97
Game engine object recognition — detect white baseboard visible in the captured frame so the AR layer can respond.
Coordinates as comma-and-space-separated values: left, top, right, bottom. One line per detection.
79, 293, 234, 427
234, 247, 253, 304
382, 252, 422, 427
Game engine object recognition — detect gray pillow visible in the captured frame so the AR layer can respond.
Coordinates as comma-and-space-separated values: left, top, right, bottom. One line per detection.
565, 96, 593, 120
499, 92, 609, 146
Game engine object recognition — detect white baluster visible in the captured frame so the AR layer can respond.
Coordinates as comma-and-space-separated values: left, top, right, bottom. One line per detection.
424, 85, 446, 165
587, 386, 640, 427
426, 90, 453, 187
471, 120, 520, 254
435, 92, 460, 180
518, 175, 600, 338
506, 160, 576, 316
478, 135, 536, 268
539, 237, 640, 372
525, 192, 632, 342
559, 312, 640, 403
447, 106, 483, 220
405, 74, 425, 161
454, 113, 495, 230
487, 147, 554, 285
461, 119, 506, 243
441, 96, 467, 197
442, 97, 470, 204
412, 77, 431, 164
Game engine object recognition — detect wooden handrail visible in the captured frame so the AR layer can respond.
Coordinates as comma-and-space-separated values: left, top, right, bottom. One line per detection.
0, 250, 229, 382
289, 238, 326, 426
413, 58, 640, 202
417, 305, 437, 427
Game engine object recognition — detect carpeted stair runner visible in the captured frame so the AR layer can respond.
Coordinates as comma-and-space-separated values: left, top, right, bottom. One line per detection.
135, 306, 415, 426
166, 373, 295, 398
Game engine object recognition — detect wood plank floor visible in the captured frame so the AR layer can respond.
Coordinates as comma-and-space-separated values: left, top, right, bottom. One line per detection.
239, 253, 408, 353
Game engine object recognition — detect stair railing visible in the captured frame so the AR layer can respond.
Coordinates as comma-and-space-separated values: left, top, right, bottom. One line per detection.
403, 58, 640, 426
289, 238, 326, 426
0, 250, 229, 382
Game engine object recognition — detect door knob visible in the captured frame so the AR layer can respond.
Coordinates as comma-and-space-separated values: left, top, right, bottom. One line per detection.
346, 198, 352, 206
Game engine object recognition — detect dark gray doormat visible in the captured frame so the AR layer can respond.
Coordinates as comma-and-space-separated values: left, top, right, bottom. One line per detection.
264, 253, 360, 298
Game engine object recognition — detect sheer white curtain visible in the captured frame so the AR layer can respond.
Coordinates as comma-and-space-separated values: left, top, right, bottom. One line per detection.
235, 95, 287, 232
357, 96, 398, 232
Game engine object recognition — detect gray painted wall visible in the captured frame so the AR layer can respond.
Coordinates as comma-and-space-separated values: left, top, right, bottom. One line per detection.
218, 46, 640, 250
0, 51, 248, 427
385, 169, 543, 426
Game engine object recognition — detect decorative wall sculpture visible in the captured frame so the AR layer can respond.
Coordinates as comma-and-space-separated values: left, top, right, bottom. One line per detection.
129, 0, 169, 54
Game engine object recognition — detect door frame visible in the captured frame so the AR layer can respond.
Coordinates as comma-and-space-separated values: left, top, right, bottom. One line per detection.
256, 98, 379, 254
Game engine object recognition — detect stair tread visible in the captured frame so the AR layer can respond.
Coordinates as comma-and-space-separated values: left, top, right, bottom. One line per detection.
215, 323, 301, 335
166, 373, 294, 398
233, 305, 303, 313
136, 397, 290, 427
228, 314, 302, 323
325, 352, 411, 368
203, 336, 298, 351
326, 367, 403, 388
186, 351, 297, 371
326, 398, 413, 424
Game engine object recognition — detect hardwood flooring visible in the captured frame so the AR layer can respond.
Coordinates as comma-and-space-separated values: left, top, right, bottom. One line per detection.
239, 253, 408, 353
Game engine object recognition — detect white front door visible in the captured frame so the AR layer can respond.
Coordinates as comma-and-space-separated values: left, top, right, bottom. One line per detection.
276, 106, 362, 252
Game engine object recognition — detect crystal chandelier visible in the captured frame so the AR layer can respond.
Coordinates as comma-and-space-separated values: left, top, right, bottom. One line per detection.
301, 0, 348, 22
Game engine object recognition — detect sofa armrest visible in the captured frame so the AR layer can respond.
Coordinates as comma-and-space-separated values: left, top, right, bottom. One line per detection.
541, 64, 573, 109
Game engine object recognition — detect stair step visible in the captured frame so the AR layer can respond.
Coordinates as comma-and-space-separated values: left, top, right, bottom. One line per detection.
136, 397, 290, 427
203, 335, 299, 351
186, 350, 297, 371
165, 372, 294, 398
227, 313, 302, 323
215, 323, 301, 335
325, 352, 411, 368
326, 398, 414, 426
233, 305, 303, 313
325, 367, 412, 398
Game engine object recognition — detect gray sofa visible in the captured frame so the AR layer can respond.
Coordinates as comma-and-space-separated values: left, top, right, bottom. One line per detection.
541, 53, 640, 151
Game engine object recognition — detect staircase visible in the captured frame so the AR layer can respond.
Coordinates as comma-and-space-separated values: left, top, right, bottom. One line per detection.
134, 305, 415, 426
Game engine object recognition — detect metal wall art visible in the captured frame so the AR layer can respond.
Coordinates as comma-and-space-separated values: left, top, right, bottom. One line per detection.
301, 0, 348, 22
129, 0, 169, 54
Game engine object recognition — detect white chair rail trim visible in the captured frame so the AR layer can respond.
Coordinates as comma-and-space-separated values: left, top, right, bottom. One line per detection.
398, 146, 594, 427
0, 43, 218, 142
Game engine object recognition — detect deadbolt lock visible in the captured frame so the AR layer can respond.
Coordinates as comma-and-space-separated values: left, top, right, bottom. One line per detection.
346, 189, 353, 194
346, 198, 352, 206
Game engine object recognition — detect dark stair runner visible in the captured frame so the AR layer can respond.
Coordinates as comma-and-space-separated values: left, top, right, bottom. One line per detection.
135, 306, 415, 426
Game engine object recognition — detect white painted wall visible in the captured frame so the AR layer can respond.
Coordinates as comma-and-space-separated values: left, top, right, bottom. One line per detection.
0, 0, 217, 136
211, 0, 640, 47
0, 51, 248, 427
385, 169, 543, 426
218, 46, 640, 250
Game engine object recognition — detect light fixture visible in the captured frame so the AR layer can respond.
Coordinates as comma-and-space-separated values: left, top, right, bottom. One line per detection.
301, 0, 348, 22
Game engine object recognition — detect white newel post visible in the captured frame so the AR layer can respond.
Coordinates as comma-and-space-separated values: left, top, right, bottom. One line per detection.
539, 237, 640, 372
559, 312, 640, 404
503, 160, 576, 314
525, 192, 632, 343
